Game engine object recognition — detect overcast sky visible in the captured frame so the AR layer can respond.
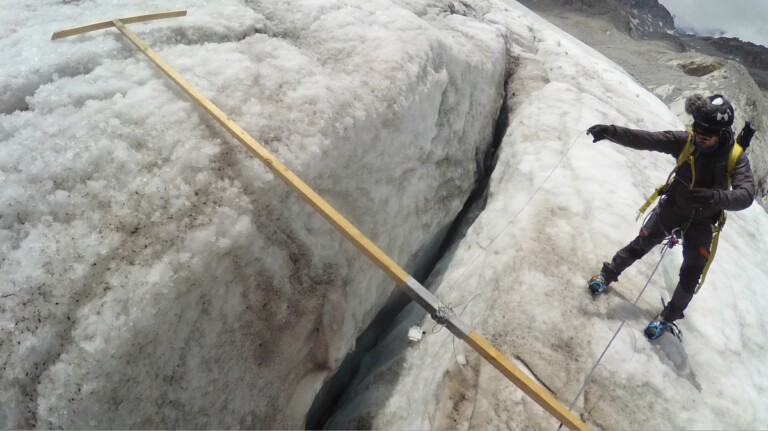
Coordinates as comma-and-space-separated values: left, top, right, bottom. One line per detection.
658, 0, 768, 48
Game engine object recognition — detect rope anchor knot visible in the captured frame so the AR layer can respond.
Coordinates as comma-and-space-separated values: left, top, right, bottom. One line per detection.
432, 303, 457, 326
665, 233, 680, 248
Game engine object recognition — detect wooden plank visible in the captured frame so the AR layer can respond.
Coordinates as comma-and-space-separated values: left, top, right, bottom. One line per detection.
52, 17, 591, 431
466, 331, 589, 431
112, 20, 589, 427
51, 10, 186, 40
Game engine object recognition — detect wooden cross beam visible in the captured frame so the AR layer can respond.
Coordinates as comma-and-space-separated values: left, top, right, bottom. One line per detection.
51, 10, 187, 40
52, 12, 589, 431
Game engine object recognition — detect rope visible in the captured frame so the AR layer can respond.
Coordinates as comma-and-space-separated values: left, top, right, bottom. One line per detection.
427, 294, 481, 366
431, 293, 482, 334
432, 304, 457, 327
451, 294, 481, 365
556, 233, 680, 430
440, 131, 584, 294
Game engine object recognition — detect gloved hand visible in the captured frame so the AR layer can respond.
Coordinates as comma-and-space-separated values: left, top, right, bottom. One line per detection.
586, 124, 614, 143
689, 188, 721, 209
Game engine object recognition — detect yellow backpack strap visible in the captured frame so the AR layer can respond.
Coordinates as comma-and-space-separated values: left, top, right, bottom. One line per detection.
695, 214, 724, 293
677, 130, 697, 172
635, 185, 667, 222
695, 140, 743, 293
636, 132, 696, 221
727, 140, 744, 188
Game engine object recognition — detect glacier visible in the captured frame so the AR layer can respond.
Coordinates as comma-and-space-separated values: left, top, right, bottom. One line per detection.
1, 0, 767, 429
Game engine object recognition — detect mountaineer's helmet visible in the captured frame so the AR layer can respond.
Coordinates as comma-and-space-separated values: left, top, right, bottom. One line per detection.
685, 94, 735, 135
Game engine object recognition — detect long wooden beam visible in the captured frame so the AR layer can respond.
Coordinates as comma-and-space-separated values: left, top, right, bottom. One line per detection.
52, 13, 589, 431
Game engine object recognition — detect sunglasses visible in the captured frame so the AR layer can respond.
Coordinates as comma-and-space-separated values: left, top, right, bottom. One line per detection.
693, 126, 719, 138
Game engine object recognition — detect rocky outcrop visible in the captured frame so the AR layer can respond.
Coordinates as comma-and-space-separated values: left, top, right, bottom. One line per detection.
682, 36, 768, 71
679, 35, 768, 90
669, 57, 726, 77
617, 0, 676, 39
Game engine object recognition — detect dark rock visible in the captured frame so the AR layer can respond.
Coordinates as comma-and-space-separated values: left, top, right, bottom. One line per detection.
671, 58, 726, 77
617, 0, 676, 39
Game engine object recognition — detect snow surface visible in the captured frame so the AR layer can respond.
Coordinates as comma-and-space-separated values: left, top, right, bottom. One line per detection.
2, 0, 767, 429
327, 1, 768, 430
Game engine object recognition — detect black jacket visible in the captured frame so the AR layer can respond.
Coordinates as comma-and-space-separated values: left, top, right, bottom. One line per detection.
605, 125, 755, 222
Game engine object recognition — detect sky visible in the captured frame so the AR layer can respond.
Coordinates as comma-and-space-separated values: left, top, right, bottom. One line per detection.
658, 0, 768, 48
2, 0, 768, 430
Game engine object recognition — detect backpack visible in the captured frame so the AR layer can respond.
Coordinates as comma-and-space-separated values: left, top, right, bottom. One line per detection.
635, 122, 755, 293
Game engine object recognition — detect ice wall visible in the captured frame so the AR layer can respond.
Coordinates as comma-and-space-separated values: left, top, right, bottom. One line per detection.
0, 0, 507, 428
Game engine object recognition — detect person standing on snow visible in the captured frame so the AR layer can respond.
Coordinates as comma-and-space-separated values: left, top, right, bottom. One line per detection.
585, 94, 756, 340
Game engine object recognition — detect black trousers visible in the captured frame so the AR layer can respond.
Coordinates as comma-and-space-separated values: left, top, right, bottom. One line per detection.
601, 204, 713, 323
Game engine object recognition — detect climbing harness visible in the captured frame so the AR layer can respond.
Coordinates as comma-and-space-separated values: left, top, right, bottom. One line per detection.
635, 123, 753, 294
635, 132, 697, 222
637, 129, 747, 221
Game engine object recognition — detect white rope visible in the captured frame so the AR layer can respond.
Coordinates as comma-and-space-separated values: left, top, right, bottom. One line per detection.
441, 131, 584, 293
556, 233, 680, 430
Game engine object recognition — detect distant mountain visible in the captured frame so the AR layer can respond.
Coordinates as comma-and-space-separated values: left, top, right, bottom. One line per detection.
517, 0, 768, 91
513, 0, 676, 38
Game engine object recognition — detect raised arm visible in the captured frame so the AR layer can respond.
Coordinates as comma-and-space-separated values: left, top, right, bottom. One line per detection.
587, 125, 688, 157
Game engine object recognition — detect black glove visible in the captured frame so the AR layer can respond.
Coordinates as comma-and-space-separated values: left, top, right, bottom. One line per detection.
689, 188, 720, 209
586, 124, 613, 143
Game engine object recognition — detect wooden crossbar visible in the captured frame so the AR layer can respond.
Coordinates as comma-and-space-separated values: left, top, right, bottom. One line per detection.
51, 10, 186, 40
51, 13, 590, 431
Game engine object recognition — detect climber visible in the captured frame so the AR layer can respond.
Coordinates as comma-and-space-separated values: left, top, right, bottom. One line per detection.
586, 93, 756, 340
